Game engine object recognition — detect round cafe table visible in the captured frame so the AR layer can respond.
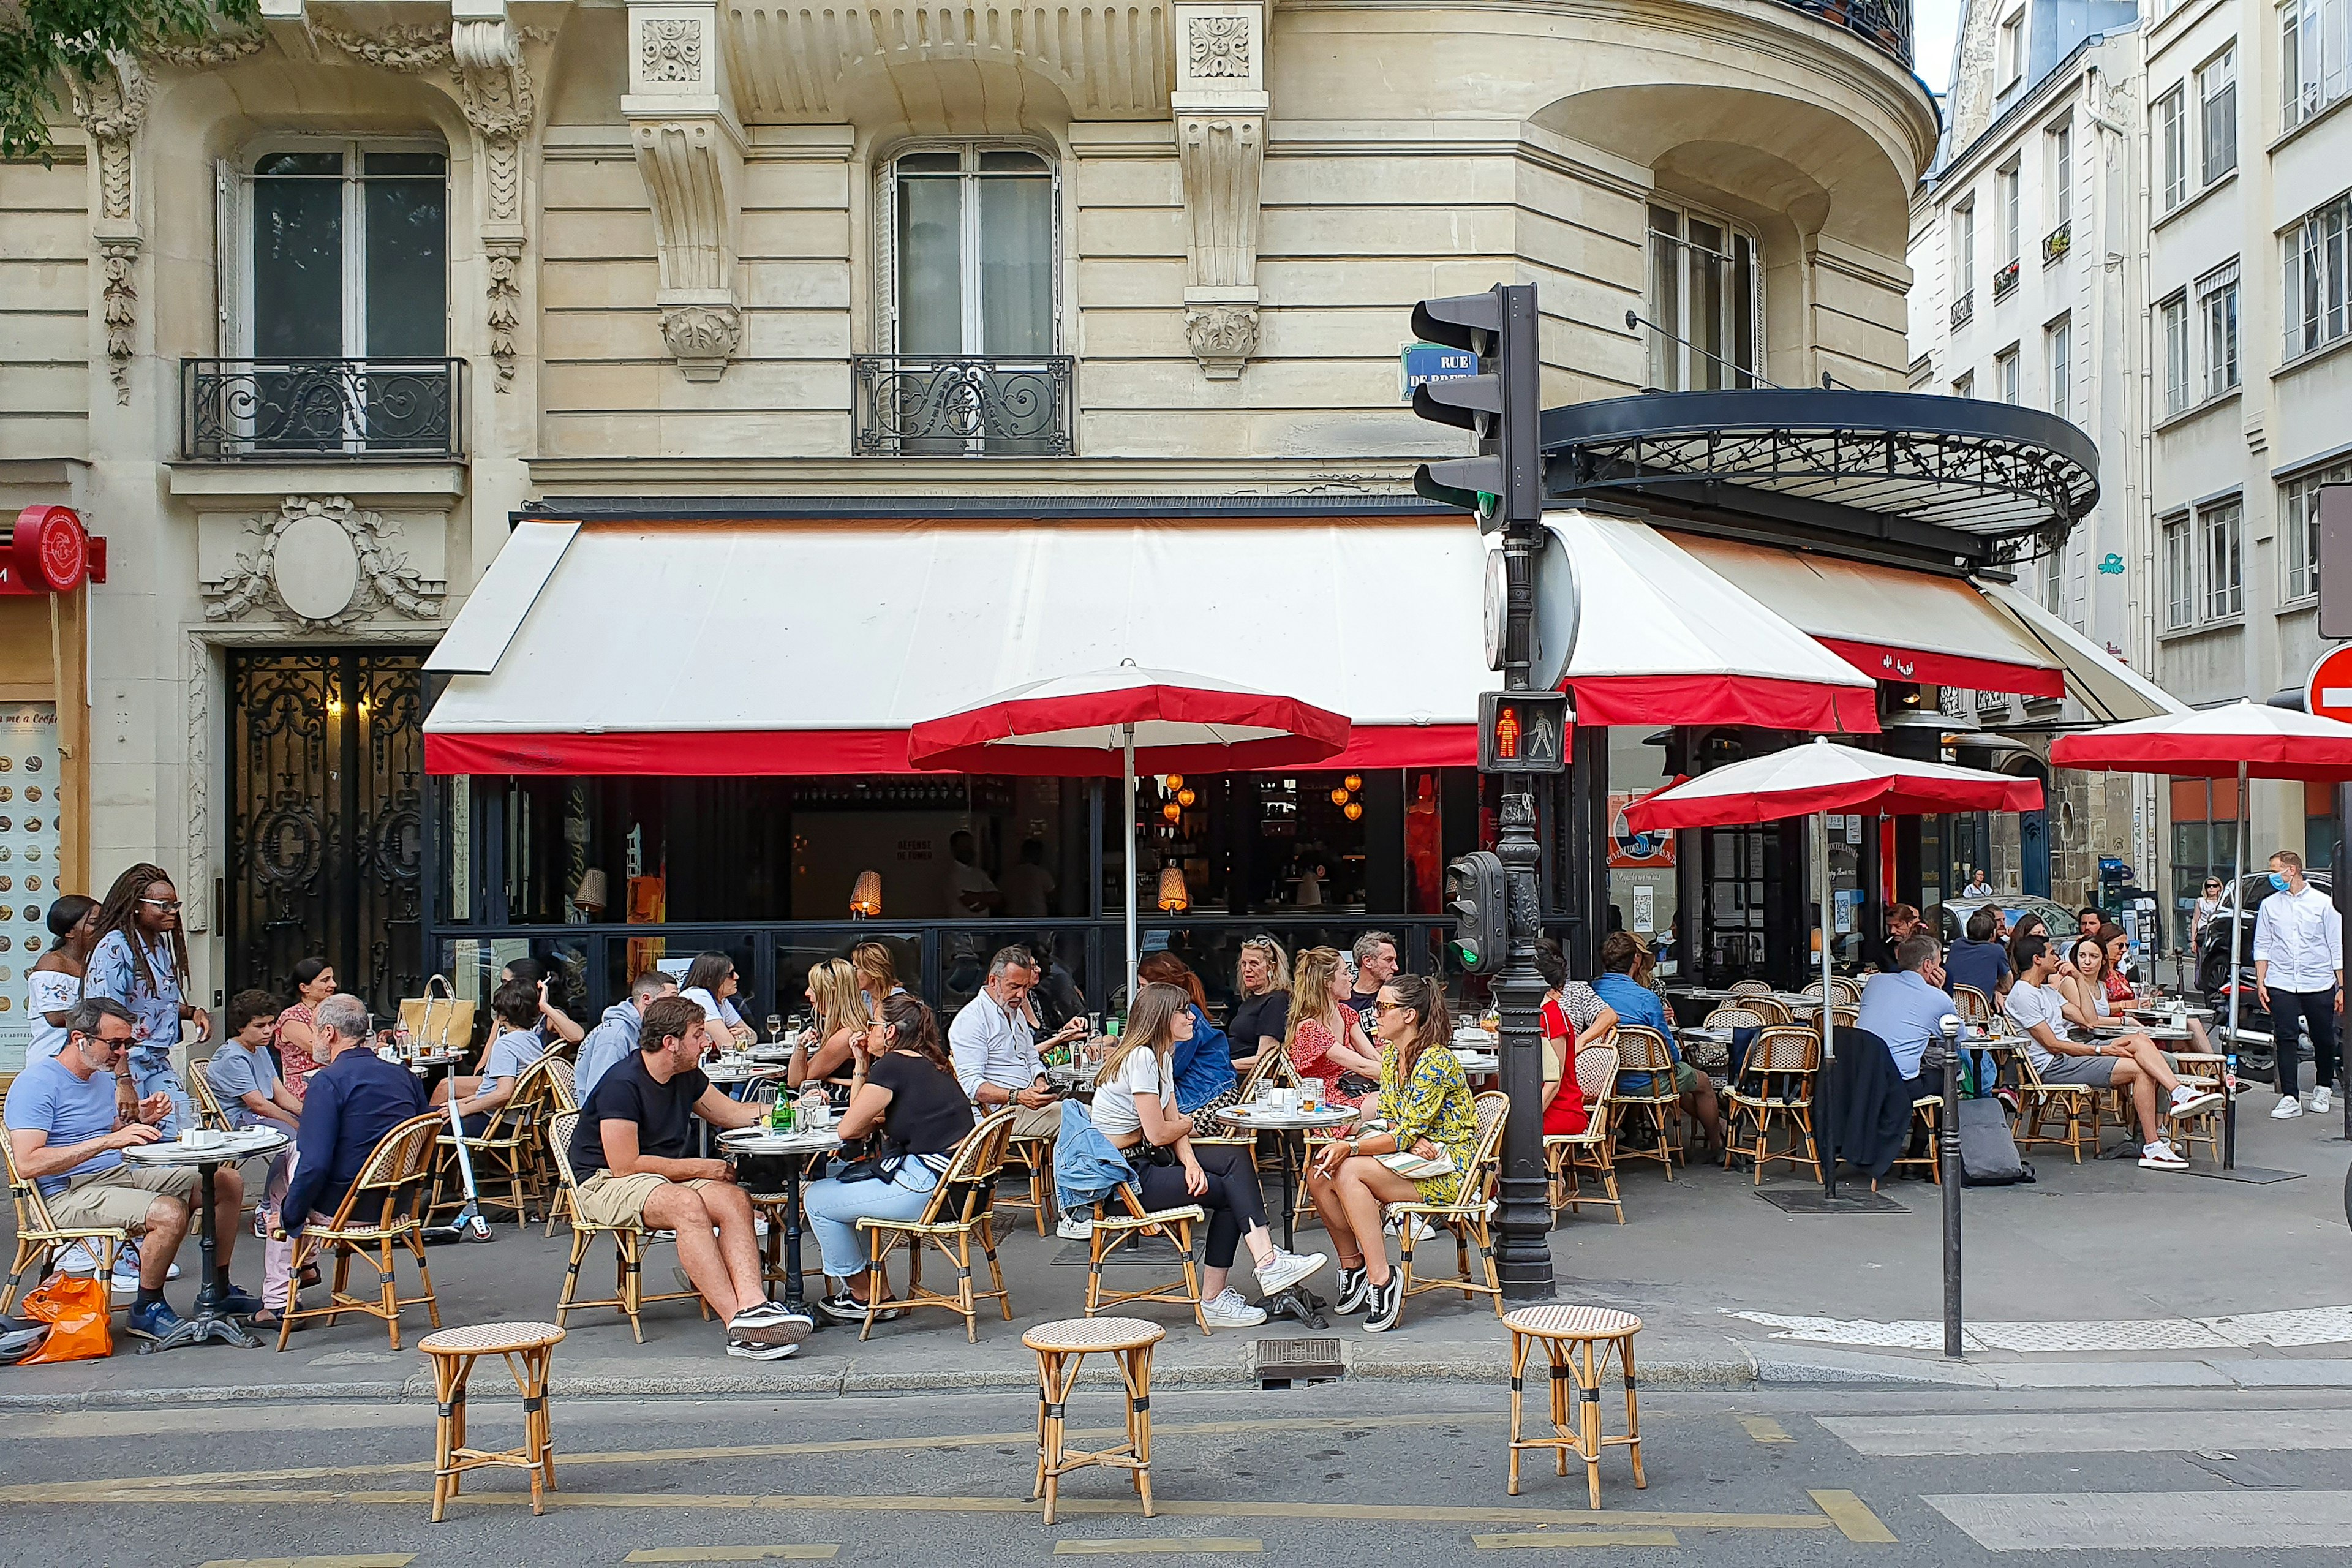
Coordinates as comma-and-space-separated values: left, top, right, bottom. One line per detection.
1212, 1104, 1357, 1251
119, 1126, 291, 1352
720, 1125, 843, 1322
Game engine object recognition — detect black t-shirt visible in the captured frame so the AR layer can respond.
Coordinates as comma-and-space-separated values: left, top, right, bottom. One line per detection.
1226, 992, 1289, 1063
869, 1050, 974, 1158
571, 1051, 710, 1178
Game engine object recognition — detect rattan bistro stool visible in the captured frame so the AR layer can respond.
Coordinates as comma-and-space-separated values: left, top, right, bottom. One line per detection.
1504, 1304, 1646, 1510
418, 1320, 565, 1523
1021, 1316, 1166, 1525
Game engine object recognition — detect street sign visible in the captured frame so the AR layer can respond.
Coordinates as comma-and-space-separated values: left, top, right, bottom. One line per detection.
1477, 690, 1569, 773
1399, 341, 1479, 402
2307, 644, 2352, 726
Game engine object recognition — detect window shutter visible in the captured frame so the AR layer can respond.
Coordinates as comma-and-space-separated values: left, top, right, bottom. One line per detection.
214, 159, 244, 355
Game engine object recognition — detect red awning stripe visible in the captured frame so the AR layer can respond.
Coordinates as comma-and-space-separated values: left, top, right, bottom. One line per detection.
1566, 674, 1881, 735
1818, 639, 2065, 699
424, 725, 1476, 777
907, 682, 1351, 767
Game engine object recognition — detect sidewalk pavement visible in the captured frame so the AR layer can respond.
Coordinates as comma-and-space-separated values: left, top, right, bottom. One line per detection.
4, 1101, 2348, 1409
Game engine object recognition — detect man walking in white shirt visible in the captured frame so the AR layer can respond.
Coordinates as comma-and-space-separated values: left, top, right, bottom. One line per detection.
2254, 850, 2343, 1119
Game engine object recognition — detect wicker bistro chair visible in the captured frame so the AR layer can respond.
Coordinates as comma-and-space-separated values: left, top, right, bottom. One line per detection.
430, 1057, 556, 1231
1389, 1090, 1511, 1321
2012, 1049, 2103, 1163
1950, 983, 1994, 1022
546, 1110, 709, 1341
856, 1107, 1020, 1342
185, 1059, 238, 1134
999, 1122, 1059, 1237
1, 1135, 126, 1315
1721, 1026, 1822, 1185
2169, 1052, 2230, 1163
1084, 1181, 1210, 1336
275, 1111, 444, 1351
1607, 1025, 1686, 1178
1743, 997, 1795, 1026
538, 1058, 582, 1238
1887, 1095, 1944, 1186
1830, 978, 1864, 1006
1727, 980, 1774, 999
1546, 1043, 1624, 1224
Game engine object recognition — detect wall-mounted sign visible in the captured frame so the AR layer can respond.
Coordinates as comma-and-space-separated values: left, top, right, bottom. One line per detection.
2, 505, 89, 595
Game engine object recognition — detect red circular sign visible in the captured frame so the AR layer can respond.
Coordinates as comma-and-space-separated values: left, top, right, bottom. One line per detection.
9, 505, 88, 593
2309, 644, 2352, 727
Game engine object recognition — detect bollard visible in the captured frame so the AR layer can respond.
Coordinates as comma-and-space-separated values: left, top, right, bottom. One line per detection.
1939, 1014, 1964, 1361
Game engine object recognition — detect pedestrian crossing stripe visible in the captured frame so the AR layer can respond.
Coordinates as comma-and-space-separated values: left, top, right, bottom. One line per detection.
624, 1551, 840, 1562
1053, 1542, 1264, 1556
197, 1558, 417, 1568
1474, 1532, 1678, 1548
1736, 1415, 1794, 1444
1809, 1490, 1898, 1544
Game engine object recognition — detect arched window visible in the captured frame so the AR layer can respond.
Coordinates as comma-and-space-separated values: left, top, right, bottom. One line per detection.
1644, 201, 1760, 392
884, 145, 1056, 356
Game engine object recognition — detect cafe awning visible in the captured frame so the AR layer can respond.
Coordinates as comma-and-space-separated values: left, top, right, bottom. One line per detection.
424, 514, 1495, 775
1670, 533, 2067, 699
1972, 579, 2186, 725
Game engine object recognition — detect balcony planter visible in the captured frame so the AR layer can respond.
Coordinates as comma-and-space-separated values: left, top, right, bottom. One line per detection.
1991, 260, 2020, 300
2042, 223, 2071, 265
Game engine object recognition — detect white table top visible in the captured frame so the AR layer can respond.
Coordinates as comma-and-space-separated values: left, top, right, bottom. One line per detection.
1455, 1052, 1501, 1074
123, 1128, 289, 1166
705, 1062, 790, 1084
718, 1126, 843, 1156
1214, 1105, 1359, 1132
2093, 1022, 2199, 1042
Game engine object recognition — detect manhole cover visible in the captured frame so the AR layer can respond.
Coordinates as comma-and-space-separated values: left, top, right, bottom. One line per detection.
1256, 1335, 1343, 1385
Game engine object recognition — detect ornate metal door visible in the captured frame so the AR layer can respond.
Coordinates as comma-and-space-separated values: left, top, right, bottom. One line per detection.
226, 649, 426, 1022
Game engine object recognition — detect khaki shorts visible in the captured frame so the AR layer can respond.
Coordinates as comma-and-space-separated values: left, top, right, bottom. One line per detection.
47, 1164, 202, 1234
574, 1170, 723, 1230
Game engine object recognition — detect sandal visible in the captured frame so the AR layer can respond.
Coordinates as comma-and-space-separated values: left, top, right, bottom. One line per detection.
248, 1309, 285, 1330
298, 1263, 321, 1289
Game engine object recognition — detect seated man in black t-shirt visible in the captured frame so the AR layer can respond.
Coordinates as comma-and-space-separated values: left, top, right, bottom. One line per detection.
568, 994, 811, 1359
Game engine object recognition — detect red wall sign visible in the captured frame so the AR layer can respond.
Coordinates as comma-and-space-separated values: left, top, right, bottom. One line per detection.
2, 506, 90, 596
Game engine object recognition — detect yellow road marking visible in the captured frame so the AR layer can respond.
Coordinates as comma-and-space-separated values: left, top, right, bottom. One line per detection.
0, 1485, 1834, 1532
1054, 1541, 1262, 1556
1473, 1532, 1678, 1549
1736, 1416, 1793, 1444
1809, 1489, 1898, 1544
2, 1413, 1465, 1499
197, 1558, 417, 1568
624, 1550, 840, 1562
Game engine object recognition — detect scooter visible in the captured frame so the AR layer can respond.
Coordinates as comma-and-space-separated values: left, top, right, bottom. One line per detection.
421, 1091, 495, 1245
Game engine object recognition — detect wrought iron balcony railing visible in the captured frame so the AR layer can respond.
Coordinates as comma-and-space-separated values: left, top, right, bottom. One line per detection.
180, 358, 464, 461
1951, 291, 1974, 330
1768, 0, 1913, 68
2042, 222, 2071, 265
851, 355, 1076, 457
1991, 259, 2021, 300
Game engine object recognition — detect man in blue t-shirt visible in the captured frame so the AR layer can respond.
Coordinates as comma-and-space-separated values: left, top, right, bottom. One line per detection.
204, 992, 303, 1134
3, 997, 254, 1340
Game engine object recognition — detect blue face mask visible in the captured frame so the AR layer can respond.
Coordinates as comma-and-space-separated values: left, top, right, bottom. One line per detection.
2269, 872, 2293, 893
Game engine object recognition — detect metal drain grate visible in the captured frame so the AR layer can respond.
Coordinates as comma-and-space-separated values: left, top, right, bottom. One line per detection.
1255, 1335, 1344, 1386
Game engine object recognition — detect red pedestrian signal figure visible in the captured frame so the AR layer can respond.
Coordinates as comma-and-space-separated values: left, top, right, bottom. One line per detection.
1496, 705, 1520, 760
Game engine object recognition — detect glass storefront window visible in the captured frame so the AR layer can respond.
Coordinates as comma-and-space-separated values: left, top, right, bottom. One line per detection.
1603, 728, 1679, 968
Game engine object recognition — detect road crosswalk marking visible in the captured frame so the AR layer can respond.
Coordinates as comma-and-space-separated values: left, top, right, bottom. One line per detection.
1052, 1542, 1262, 1556
1472, 1532, 1678, 1549
197, 1558, 416, 1568
1735, 1415, 1793, 1444
1926, 1490, 2352, 1551
1825, 1409, 2352, 1457
1809, 1490, 1898, 1544
624, 1550, 840, 1562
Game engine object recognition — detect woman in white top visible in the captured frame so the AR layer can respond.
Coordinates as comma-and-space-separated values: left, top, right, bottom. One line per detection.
1089, 981, 1326, 1329
788, 957, 867, 1089
25, 894, 99, 1059
679, 950, 755, 1051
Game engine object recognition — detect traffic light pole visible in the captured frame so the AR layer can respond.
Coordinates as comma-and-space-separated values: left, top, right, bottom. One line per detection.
1492, 523, 1557, 1302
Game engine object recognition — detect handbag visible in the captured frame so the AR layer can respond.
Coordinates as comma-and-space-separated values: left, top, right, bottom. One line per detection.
399, 975, 475, 1053
1335, 1071, 1379, 1098
17, 1273, 110, 1363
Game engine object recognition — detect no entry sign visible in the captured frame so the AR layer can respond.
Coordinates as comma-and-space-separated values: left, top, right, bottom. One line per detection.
2308, 644, 2352, 726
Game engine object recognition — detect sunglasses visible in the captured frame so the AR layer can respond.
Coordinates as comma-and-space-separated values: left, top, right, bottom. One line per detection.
1373, 999, 1410, 1014
139, 897, 182, 911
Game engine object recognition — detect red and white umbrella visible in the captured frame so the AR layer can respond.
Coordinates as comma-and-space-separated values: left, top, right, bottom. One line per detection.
2052, 701, 2352, 1080
909, 661, 1350, 1004
1628, 737, 2043, 1194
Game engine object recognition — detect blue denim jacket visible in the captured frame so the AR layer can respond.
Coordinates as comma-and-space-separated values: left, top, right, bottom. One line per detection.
1170, 1005, 1236, 1114
1052, 1099, 1136, 1216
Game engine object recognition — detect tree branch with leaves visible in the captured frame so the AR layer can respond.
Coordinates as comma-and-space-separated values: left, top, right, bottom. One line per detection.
1, 0, 258, 162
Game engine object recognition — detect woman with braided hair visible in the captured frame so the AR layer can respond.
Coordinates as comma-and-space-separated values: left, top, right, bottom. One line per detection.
85, 864, 210, 1136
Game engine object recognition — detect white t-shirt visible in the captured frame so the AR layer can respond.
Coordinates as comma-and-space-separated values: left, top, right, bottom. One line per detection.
25, 969, 80, 1058
679, 987, 742, 1040
2003, 977, 2067, 1071
1089, 1046, 1175, 1141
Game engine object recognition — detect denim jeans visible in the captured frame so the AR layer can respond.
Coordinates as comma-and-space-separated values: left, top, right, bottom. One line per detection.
127, 1047, 190, 1138
802, 1158, 941, 1282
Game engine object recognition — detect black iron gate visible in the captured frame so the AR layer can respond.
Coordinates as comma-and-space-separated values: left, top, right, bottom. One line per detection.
226, 648, 427, 1022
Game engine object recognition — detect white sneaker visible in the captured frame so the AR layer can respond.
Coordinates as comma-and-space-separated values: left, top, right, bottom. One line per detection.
1255, 1247, 1327, 1297
1202, 1288, 1268, 1329
2169, 1085, 2220, 1117
2314, 1087, 2334, 1114
1055, 1214, 1095, 1242
2271, 1094, 2305, 1120
115, 1242, 178, 1282
1383, 1215, 1437, 1242
2138, 1142, 2188, 1170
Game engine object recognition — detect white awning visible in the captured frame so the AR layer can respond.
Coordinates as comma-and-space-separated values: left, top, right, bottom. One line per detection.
1975, 579, 2187, 724
425, 516, 1496, 775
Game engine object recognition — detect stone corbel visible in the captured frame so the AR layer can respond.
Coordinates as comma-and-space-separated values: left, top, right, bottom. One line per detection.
624, 1, 746, 382
69, 53, 149, 405
1173, 2, 1267, 380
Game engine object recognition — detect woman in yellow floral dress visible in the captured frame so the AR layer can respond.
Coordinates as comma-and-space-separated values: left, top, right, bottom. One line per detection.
1303, 971, 1481, 1332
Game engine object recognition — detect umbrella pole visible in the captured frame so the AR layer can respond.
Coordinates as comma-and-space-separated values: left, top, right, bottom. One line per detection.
1124, 723, 1139, 1019
2224, 760, 2247, 1169
1819, 809, 1838, 1197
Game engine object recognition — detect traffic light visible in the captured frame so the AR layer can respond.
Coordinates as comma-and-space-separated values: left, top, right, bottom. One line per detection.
1411, 283, 1542, 531
1478, 690, 1569, 774
1445, 850, 1509, 976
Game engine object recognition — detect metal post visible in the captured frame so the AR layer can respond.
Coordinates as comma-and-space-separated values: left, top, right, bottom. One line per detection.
1493, 521, 1556, 1303
2223, 761, 2247, 1167
1123, 723, 1139, 1016
2337, 782, 2351, 1142
1939, 1014, 1964, 1360
1817, 809, 1839, 1199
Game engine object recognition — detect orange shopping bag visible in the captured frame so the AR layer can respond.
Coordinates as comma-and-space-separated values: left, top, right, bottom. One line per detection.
18, 1272, 113, 1363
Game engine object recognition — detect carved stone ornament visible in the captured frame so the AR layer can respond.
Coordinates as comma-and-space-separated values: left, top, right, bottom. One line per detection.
203, 496, 445, 630
98, 240, 140, 405
641, 18, 704, 83
1184, 304, 1259, 380
69, 54, 149, 404
1188, 16, 1251, 78
147, 32, 267, 69
660, 303, 743, 381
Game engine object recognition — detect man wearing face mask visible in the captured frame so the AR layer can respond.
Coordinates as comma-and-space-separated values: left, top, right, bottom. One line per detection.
2254, 851, 2343, 1120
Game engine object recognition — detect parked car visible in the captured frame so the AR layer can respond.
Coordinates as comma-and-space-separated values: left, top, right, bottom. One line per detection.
2192, 870, 2334, 1084
1933, 895, 2080, 951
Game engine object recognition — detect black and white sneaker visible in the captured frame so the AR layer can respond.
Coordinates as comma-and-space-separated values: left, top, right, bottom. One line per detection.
1362, 1274, 1404, 1333
811, 1291, 866, 1326
1331, 1265, 1370, 1316
726, 1336, 799, 1360
728, 1301, 814, 1346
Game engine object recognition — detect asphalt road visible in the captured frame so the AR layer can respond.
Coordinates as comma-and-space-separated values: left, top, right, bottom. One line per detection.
6, 1379, 2352, 1566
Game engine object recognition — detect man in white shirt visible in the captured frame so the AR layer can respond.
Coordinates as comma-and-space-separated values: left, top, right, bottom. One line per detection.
2003, 934, 2215, 1170
947, 946, 1084, 1140
2253, 850, 2343, 1119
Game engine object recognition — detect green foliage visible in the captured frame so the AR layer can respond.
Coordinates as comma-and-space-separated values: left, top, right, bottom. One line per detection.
1, 0, 259, 163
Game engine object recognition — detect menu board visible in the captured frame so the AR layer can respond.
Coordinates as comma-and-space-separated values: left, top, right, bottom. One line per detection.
0, 703, 61, 1072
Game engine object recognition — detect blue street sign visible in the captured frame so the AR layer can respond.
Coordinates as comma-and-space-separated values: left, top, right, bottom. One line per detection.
1400, 341, 1480, 402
